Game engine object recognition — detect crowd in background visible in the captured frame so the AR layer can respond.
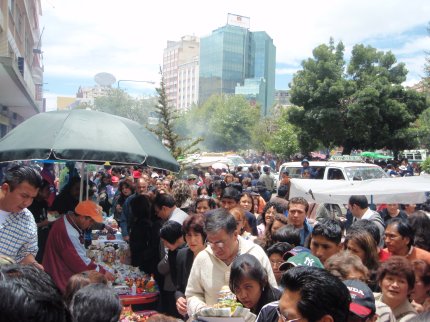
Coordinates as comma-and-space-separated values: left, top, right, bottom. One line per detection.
0, 159, 430, 322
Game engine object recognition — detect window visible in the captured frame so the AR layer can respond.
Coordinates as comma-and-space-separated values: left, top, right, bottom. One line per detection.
328, 168, 345, 180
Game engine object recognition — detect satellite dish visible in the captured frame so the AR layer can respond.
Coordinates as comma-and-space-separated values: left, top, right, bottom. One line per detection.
94, 72, 116, 87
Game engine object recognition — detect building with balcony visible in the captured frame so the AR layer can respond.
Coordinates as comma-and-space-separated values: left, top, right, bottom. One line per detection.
0, 0, 44, 137
199, 15, 276, 116
162, 35, 199, 111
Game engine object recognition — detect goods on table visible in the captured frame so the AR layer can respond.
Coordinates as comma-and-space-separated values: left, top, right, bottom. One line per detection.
193, 286, 256, 321
120, 306, 157, 322
112, 265, 158, 295
87, 243, 158, 296
87, 242, 129, 264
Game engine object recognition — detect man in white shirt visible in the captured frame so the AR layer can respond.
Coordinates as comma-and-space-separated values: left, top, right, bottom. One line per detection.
185, 208, 276, 316
348, 195, 385, 248
0, 165, 43, 269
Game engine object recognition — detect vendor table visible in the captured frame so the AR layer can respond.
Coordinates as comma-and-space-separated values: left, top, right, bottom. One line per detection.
119, 292, 159, 306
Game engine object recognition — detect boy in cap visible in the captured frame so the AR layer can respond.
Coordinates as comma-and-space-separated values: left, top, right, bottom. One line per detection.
279, 250, 324, 271
43, 200, 115, 292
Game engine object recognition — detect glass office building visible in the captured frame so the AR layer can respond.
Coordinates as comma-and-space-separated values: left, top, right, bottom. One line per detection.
199, 25, 276, 115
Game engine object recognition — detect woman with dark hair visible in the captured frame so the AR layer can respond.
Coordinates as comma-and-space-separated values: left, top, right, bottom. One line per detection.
384, 218, 430, 265
374, 256, 417, 321
408, 211, 430, 252
50, 176, 82, 214
229, 254, 281, 315
174, 213, 206, 318
239, 191, 255, 215
344, 227, 381, 290
256, 201, 286, 238
129, 195, 160, 274
197, 184, 210, 197
344, 228, 380, 272
256, 213, 289, 251
110, 179, 134, 223
193, 197, 217, 215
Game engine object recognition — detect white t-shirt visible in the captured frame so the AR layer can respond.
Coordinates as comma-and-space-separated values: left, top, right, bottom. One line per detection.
0, 210, 11, 227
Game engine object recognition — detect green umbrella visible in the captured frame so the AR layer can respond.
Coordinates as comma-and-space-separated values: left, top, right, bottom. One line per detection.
360, 151, 389, 159
0, 109, 179, 172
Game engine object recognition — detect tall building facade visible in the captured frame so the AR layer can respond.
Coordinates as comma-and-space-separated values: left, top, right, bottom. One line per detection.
0, 0, 43, 137
162, 35, 199, 111
199, 18, 276, 115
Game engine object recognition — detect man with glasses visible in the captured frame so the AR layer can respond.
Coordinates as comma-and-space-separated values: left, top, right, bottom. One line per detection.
257, 266, 350, 322
43, 200, 115, 292
185, 208, 276, 316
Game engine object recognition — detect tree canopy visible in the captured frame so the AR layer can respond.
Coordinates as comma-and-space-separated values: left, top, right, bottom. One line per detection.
288, 39, 428, 155
93, 88, 156, 125
181, 94, 260, 152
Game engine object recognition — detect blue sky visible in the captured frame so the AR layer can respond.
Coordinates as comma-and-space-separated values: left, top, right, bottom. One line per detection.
40, 0, 430, 109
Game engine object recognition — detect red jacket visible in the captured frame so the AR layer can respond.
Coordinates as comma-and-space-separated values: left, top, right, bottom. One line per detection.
43, 215, 107, 293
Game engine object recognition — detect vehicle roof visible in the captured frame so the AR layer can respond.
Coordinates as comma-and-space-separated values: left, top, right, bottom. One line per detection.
280, 161, 381, 168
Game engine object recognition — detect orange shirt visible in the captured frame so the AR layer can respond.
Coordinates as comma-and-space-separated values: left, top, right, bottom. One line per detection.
383, 247, 430, 266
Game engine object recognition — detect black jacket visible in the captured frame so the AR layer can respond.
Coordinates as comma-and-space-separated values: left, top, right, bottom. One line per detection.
174, 246, 194, 301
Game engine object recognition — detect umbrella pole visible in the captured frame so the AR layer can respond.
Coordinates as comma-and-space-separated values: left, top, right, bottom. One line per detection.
79, 162, 85, 202
86, 166, 89, 201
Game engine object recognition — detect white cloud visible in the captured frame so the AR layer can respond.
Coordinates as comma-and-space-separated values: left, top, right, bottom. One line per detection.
41, 0, 430, 95
276, 67, 300, 75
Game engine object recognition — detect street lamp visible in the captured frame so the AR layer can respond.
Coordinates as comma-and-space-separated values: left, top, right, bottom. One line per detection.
117, 79, 156, 89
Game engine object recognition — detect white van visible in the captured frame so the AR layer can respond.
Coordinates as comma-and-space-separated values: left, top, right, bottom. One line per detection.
279, 159, 388, 220
278, 160, 388, 182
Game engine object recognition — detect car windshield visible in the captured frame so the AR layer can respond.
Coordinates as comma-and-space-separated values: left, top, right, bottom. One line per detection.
344, 167, 388, 180
227, 156, 246, 166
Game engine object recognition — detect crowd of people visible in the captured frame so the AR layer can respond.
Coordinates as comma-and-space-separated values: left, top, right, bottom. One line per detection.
0, 160, 429, 322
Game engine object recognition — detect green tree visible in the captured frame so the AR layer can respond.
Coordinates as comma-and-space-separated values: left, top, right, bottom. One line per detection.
251, 114, 277, 153
289, 39, 428, 155
266, 109, 300, 159
288, 39, 351, 153
415, 107, 430, 149
201, 95, 260, 151
94, 88, 156, 125
149, 71, 201, 159
252, 109, 300, 159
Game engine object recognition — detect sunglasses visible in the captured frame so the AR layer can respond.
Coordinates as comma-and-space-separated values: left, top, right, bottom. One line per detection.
276, 307, 302, 322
